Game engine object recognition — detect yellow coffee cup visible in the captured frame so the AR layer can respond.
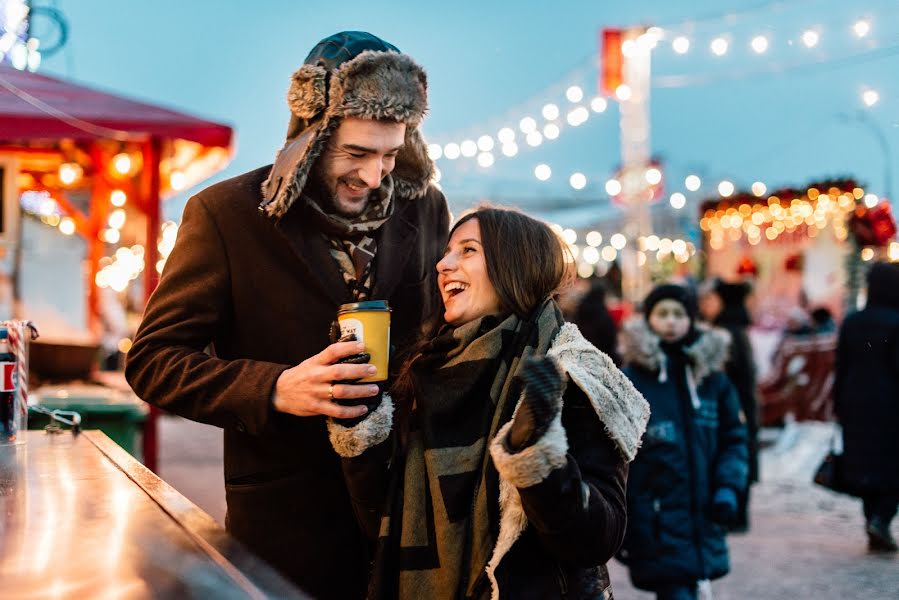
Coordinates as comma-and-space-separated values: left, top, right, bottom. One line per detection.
336, 300, 392, 382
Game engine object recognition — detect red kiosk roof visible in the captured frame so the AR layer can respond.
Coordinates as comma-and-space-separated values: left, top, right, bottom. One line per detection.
0, 66, 233, 147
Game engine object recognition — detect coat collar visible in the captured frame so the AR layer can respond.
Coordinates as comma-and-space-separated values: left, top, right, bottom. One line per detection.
620, 318, 731, 385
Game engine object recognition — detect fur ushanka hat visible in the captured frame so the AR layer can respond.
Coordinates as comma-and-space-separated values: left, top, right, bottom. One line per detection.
260, 31, 434, 218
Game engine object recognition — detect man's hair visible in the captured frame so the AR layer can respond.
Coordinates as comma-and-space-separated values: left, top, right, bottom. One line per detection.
452, 206, 570, 318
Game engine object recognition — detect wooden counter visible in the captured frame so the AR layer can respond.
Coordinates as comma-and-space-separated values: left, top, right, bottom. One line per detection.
0, 430, 309, 598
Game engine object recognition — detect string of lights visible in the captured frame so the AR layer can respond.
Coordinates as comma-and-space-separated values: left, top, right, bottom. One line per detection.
430, 8, 894, 189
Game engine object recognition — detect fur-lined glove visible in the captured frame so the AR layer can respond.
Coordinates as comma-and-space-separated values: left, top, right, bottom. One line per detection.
330, 329, 382, 427
505, 355, 564, 453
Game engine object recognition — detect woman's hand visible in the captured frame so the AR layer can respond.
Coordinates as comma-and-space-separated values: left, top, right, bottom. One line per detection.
506, 355, 564, 452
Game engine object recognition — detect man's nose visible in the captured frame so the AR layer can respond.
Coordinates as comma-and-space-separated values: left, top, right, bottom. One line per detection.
358, 158, 384, 189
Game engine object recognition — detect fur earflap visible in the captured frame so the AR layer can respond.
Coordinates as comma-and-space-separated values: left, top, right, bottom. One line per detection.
287, 64, 328, 120
620, 318, 731, 384
327, 394, 394, 458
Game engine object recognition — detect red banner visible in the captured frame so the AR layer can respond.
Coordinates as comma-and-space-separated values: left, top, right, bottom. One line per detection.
600, 29, 623, 98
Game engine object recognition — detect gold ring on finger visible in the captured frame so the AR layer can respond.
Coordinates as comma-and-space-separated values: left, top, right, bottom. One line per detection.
328, 384, 334, 402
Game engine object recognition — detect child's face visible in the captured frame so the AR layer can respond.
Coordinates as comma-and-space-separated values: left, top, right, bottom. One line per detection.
649, 299, 691, 343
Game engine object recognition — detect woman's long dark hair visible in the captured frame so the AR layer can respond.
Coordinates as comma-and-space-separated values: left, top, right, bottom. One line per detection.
389, 205, 571, 404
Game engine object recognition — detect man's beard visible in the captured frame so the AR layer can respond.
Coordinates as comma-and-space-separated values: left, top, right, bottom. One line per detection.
306, 165, 372, 218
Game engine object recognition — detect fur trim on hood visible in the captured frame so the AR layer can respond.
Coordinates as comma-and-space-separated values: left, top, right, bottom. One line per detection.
620, 318, 731, 384
260, 44, 434, 219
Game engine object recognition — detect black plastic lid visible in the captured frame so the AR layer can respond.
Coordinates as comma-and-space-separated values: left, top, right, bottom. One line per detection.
337, 300, 391, 314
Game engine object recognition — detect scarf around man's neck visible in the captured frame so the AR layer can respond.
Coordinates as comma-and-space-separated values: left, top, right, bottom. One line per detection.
304, 174, 395, 300
371, 300, 565, 600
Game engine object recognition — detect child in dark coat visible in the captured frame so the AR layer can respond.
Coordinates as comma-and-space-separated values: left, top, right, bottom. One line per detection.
619, 284, 748, 600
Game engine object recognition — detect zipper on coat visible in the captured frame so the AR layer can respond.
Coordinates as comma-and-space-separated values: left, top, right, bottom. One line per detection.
680, 383, 707, 578
554, 562, 569, 597
652, 497, 661, 541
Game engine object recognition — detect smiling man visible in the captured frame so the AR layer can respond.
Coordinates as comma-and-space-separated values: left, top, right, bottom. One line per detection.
125, 32, 449, 599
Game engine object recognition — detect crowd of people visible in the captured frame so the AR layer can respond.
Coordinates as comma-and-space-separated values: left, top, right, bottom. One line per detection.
123, 30, 897, 600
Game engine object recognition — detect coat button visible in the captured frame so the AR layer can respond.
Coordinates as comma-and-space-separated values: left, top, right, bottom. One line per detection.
235, 420, 247, 433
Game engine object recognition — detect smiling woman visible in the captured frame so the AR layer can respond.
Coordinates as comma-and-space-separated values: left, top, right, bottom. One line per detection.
325, 205, 650, 599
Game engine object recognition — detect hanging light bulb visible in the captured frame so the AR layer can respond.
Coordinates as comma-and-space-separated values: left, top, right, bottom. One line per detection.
862, 89, 880, 107
569, 172, 587, 190
113, 153, 132, 176
443, 143, 461, 160
710, 37, 729, 56
519, 117, 537, 134
853, 20, 871, 38
534, 164, 552, 181
801, 30, 819, 48
542, 103, 560, 120
58, 163, 83, 186
477, 135, 495, 152
718, 180, 735, 197
460, 140, 478, 157
672, 36, 690, 54
590, 97, 608, 113
751, 35, 768, 54
566, 85, 584, 103
497, 127, 515, 144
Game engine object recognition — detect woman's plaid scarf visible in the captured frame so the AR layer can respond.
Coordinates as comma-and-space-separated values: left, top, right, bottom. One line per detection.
370, 300, 565, 600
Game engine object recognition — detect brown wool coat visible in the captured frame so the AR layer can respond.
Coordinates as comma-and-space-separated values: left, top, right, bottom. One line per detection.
125, 165, 449, 599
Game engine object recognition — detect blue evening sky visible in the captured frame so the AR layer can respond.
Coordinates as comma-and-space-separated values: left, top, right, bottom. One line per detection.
39, 0, 899, 225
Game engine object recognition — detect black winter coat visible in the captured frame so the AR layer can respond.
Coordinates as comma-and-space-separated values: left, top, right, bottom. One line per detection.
334, 324, 649, 599
834, 267, 899, 492
619, 321, 748, 590
126, 166, 449, 599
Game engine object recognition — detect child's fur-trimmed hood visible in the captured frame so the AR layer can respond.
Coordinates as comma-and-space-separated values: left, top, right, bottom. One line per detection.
260, 33, 434, 219
620, 318, 731, 384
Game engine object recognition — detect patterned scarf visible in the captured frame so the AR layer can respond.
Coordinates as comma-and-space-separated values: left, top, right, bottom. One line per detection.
304, 175, 395, 300
370, 300, 565, 600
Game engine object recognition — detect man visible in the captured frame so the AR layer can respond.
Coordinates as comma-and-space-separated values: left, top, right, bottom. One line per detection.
126, 31, 449, 599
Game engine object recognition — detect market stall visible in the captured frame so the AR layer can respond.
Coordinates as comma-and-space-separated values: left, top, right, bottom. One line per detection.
699, 178, 897, 423
0, 64, 234, 469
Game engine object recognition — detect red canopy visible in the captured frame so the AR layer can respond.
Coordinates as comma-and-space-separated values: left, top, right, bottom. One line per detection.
0, 65, 233, 147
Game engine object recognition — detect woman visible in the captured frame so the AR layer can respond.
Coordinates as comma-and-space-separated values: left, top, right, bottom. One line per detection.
327, 207, 649, 599
618, 284, 748, 600
834, 261, 899, 553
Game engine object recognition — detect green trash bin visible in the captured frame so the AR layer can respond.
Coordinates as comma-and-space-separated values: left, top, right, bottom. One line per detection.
29, 384, 149, 460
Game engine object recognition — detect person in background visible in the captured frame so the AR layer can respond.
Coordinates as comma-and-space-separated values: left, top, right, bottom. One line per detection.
126, 32, 449, 599
709, 278, 759, 531
574, 279, 621, 365
618, 283, 748, 600
810, 306, 837, 335
327, 206, 649, 599
834, 262, 899, 553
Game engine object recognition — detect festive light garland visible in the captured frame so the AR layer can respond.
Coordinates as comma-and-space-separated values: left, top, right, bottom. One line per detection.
430, 10, 891, 189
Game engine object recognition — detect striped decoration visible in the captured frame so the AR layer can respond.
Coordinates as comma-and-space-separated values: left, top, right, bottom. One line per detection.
4, 320, 39, 422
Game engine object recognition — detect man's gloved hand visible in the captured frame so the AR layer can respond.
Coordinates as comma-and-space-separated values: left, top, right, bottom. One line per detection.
505, 355, 564, 453
709, 487, 739, 525
328, 328, 381, 427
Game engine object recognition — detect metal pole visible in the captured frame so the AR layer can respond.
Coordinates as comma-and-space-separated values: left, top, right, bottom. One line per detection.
618, 29, 654, 306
